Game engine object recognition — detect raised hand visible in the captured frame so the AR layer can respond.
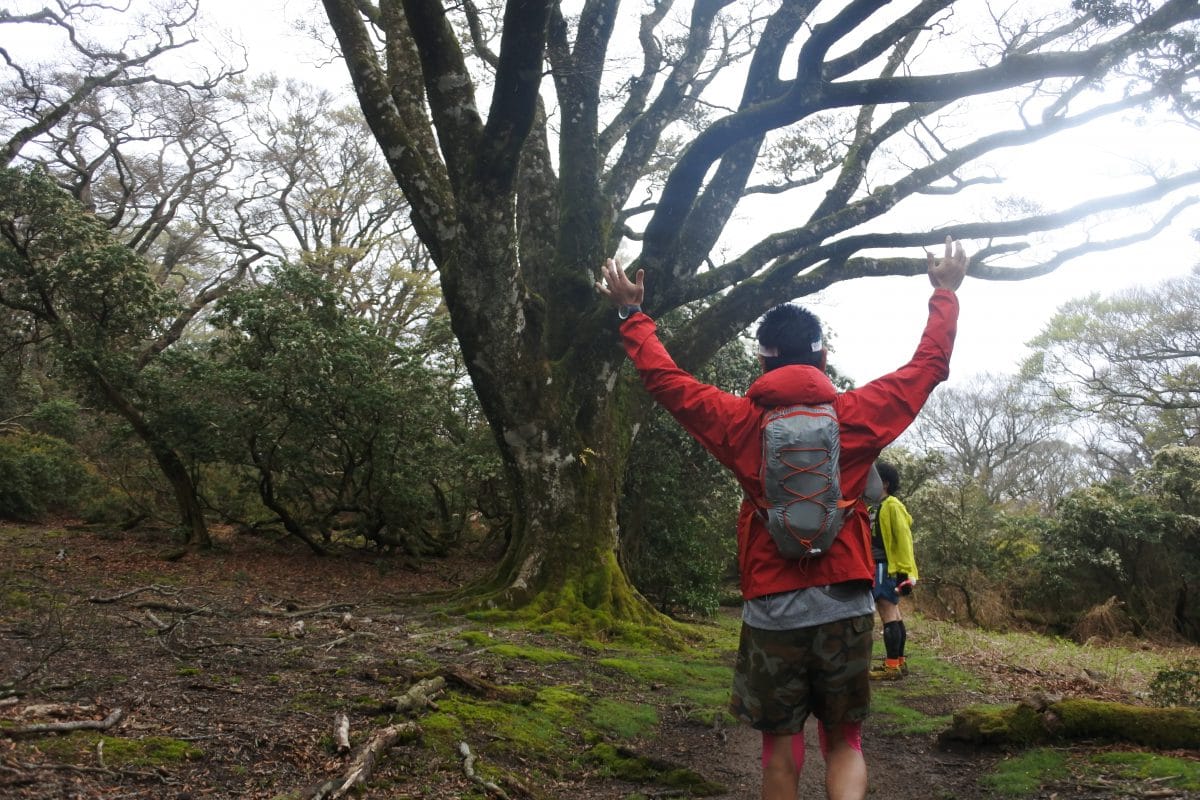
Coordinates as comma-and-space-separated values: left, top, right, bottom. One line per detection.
595, 258, 645, 307
927, 236, 968, 291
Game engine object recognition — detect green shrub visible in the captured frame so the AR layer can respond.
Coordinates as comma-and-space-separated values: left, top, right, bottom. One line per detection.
0, 432, 96, 519
1149, 658, 1200, 708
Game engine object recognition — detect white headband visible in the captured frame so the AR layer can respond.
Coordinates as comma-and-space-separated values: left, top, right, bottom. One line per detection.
758, 338, 822, 358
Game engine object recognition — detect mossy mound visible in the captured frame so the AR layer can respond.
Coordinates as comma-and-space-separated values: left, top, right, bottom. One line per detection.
941, 698, 1200, 749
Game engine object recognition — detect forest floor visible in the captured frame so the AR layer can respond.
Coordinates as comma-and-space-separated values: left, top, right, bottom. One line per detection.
1, 522, 1197, 800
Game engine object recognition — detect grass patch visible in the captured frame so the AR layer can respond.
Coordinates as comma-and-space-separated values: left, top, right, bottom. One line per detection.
1091, 750, 1200, 790
920, 614, 1193, 697
597, 654, 729, 689
586, 698, 658, 739
899, 652, 985, 693
980, 748, 1070, 796
870, 690, 952, 735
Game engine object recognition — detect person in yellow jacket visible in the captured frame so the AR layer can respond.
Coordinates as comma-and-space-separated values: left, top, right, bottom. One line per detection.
869, 461, 917, 680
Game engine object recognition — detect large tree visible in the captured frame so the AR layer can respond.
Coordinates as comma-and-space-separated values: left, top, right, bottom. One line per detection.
905, 372, 1090, 511
317, 1, 1200, 618
1025, 264, 1200, 475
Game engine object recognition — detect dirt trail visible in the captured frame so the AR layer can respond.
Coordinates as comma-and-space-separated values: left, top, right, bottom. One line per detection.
1, 523, 1188, 800
713, 691, 1001, 799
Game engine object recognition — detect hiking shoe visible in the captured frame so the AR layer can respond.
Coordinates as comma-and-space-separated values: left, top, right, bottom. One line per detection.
900, 660, 910, 676
869, 665, 903, 681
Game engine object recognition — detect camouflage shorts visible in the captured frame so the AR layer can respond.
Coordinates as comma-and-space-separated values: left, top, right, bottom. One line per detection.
729, 613, 873, 734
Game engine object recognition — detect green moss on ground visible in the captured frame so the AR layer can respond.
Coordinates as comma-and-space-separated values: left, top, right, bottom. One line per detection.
1091, 750, 1200, 791
459, 630, 578, 664
37, 732, 202, 767
586, 698, 658, 739
585, 742, 725, 796
463, 552, 685, 648
421, 684, 585, 762
980, 749, 1070, 796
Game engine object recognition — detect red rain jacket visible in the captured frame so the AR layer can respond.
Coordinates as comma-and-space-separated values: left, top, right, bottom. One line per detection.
619, 289, 958, 600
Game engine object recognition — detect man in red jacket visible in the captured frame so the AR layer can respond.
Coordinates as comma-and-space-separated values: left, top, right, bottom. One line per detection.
597, 238, 967, 800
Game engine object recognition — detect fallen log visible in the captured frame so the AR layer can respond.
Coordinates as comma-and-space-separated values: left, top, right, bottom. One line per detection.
940, 698, 1200, 749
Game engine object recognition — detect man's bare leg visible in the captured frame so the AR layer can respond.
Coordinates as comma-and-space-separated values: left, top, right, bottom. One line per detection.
821, 722, 867, 800
761, 732, 803, 800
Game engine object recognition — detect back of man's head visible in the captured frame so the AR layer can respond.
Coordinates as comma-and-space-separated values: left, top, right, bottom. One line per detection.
756, 303, 824, 372
876, 461, 901, 495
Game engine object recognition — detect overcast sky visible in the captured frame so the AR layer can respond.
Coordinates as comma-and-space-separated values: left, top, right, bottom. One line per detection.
196, 1, 1200, 387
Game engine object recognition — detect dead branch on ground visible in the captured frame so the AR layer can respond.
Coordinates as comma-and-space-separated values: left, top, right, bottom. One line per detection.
321, 631, 378, 652
257, 601, 357, 619
300, 721, 420, 799
1, 707, 126, 739
381, 676, 445, 714
439, 665, 537, 704
459, 740, 513, 799
88, 585, 180, 603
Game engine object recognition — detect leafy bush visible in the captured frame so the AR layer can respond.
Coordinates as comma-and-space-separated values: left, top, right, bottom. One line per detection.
0, 432, 96, 519
1149, 659, 1200, 708
1035, 447, 1200, 641
155, 264, 503, 554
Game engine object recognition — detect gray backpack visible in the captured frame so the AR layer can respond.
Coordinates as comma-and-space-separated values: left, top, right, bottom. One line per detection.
757, 403, 882, 559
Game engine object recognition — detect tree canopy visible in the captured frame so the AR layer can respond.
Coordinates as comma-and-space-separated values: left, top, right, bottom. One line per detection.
317, 0, 1200, 617
1026, 265, 1200, 473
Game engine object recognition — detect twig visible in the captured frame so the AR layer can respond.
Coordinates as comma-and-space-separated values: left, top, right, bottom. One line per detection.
186, 683, 243, 694
2, 760, 170, 783
144, 610, 169, 631
132, 600, 210, 615
1, 708, 126, 739
321, 631, 377, 652
458, 741, 512, 800
89, 585, 180, 603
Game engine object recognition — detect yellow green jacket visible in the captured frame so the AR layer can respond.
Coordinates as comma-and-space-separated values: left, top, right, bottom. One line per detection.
878, 494, 918, 580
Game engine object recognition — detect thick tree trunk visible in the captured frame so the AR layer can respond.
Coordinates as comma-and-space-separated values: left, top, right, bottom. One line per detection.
472, 418, 664, 629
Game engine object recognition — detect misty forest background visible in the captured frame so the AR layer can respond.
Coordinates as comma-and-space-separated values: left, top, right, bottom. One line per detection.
1, 0, 1199, 657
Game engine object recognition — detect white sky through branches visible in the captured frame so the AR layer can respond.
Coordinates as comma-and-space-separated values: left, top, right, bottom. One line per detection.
123, 1, 1200, 387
